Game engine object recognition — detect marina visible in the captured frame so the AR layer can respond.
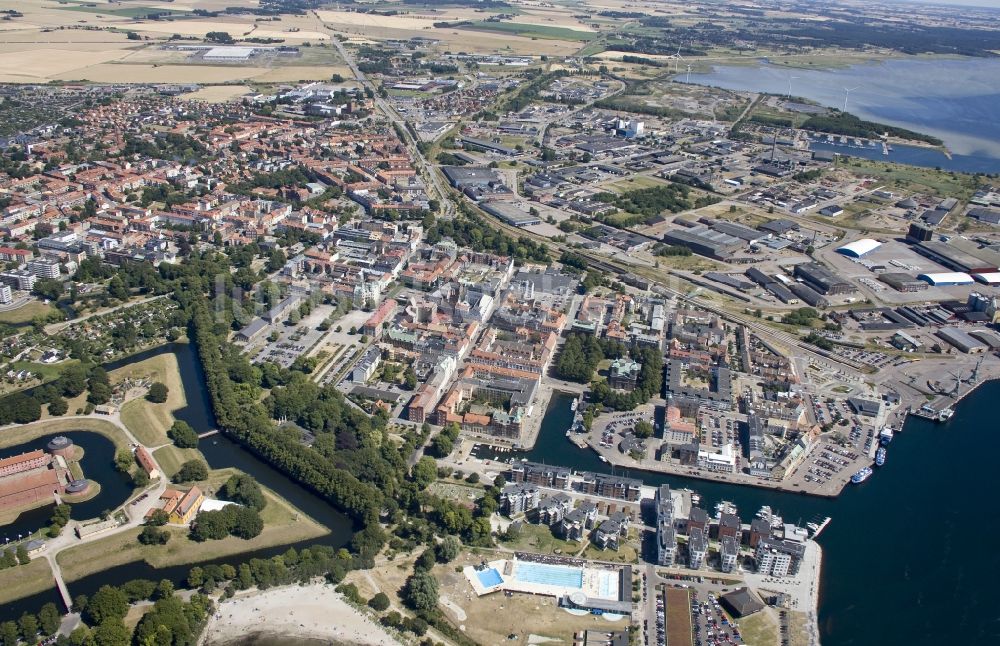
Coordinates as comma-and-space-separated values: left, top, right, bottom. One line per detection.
459, 384, 1000, 644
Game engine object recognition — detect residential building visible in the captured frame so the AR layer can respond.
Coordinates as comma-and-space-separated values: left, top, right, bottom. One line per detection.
688, 531, 707, 569
500, 483, 540, 516
720, 535, 738, 573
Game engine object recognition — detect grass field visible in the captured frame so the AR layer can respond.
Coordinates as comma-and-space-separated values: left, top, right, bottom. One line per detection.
666, 587, 693, 646
604, 175, 671, 192
464, 21, 598, 42
0, 558, 55, 606
0, 417, 131, 452
738, 608, 780, 646
837, 157, 981, 200
56, 470, 329, 582
500, 523, 581, 556
152, 445, 203, 478
115, 350, 187, 446
581, 541, 638, 564
0, 300, 58, 325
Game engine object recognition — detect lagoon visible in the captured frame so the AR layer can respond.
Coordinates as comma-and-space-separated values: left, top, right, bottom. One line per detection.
686, 57, 1000, 174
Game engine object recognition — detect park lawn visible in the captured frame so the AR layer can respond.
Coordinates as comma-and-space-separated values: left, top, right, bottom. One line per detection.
0, 417, 131, 452
580, 541, 639, 564
57, 478, 329, 583
500, 523, 581, 556
0, 557, 55, 606
152, 445, 204, 479
0, 300, 58, 325
114, 351, 188, 446
737, 609, 780, 646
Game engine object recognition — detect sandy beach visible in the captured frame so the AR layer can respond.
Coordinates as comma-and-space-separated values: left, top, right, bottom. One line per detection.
200, 583, 404, 646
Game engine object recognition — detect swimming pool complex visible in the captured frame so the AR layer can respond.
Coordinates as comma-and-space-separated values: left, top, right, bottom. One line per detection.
514, 562, 584, 588
476, 568, 503, 588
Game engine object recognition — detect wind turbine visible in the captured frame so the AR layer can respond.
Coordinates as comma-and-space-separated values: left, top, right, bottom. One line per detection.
667, 45, 683, 73
686, 64, 692, 84
786, 73, 799, 98
843, 86, 860, 112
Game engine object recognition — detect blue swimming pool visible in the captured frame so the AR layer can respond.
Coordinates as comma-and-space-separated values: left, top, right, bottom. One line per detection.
514, 562, 584, 588
477, 568, 503, 587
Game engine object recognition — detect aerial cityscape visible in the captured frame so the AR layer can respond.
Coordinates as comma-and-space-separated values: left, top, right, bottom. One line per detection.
0, 0, 998, 644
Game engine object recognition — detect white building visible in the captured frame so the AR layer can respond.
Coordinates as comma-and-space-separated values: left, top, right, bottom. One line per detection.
0, 284, 11, 305
352, 347, 381, 383
27, 257, 61, 279
688, 531, 707, 569
720, 535, 738, 573
754, 538, 804, 578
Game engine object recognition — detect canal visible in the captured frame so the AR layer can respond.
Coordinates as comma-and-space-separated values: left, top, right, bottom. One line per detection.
0, 343, 354, 619
475, 387, 1000, 645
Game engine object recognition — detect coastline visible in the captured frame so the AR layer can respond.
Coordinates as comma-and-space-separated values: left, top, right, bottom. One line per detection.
199, 583, 404, 646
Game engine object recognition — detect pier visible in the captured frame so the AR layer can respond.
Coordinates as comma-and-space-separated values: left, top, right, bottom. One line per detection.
197, 429, 220, 439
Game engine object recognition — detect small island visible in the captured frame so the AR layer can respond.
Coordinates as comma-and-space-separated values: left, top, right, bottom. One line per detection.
0, 436, 93, 523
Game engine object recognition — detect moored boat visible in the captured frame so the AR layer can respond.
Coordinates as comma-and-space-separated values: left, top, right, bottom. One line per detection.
875, 447, 886, 467
851, 466, 873, 484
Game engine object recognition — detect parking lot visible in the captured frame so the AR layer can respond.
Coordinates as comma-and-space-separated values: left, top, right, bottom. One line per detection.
691, 590, 743, 646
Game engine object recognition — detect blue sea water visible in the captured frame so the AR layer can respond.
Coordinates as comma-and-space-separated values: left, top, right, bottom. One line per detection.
686, 57, 1000, 174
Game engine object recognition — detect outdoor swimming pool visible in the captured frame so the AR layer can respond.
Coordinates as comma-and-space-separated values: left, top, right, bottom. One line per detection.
476, 568, 503, 588
514, 562, 584, 588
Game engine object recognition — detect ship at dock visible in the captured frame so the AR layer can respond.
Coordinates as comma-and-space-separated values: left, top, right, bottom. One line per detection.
851, 466, 873, 484
875, 447, 886, 467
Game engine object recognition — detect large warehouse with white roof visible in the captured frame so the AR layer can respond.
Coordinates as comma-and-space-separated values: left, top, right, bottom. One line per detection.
917, 272, 975, 286
836, 239, 882, 258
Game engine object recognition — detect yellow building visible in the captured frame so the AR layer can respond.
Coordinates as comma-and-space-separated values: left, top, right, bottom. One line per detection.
159, 486, 205, 525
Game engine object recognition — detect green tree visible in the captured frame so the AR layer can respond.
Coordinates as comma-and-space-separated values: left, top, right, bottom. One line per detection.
411, 456, 437, 489
17, 614, 37, 641
368, 592, 390, 612
58, 363, 89, 397
37, 603, 60, 636
435, 535, 460, 563
634, 420, 654, 438
401, 571, 438, 613
173, 460, 208, 483
0, 622, 17, 646
138, 525, 170, 545
91, 619, 130, 646
32, 278, 64, 301
83, 585, 129, 625
146, 382, 169, 403
14, 544, 28, 565
168, 420, 199, 448
47, 395, 68, 416
221, 473, 266, 511
114, 449, 134, 473
108, 275, 129, 301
